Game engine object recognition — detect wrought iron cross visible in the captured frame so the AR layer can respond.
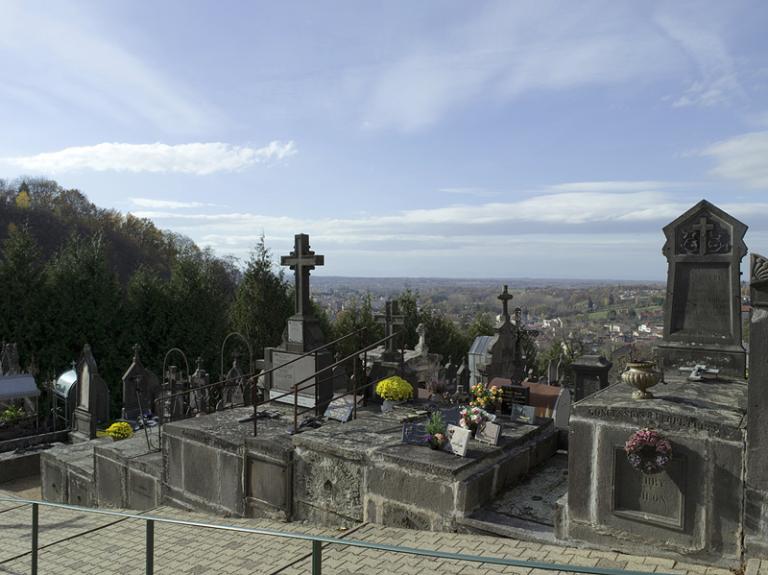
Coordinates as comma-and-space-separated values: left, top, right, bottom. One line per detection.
280, 234, 324, 316
692, 216, 714, 256
376, 300, 405, 355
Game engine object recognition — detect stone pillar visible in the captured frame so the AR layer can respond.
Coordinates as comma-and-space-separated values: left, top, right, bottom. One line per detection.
746, 253, 768, 559
570, 355, 612, 401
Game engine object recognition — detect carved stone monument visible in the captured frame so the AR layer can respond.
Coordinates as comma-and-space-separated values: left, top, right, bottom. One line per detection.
746, 253, 768, 559
570, 355, 612, 401
557, 201, 749, 565
265, 234, 333, 409
483, 286, 537, 385
655, 200, 747, 378
70, 344, 110, 443
121, 344, 161, 421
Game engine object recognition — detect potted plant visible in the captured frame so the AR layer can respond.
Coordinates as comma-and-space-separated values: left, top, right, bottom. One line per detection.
425, 411, 447, 450
104, 421, 134, 441
375, 376, 414, 413
459, 405, 491, 437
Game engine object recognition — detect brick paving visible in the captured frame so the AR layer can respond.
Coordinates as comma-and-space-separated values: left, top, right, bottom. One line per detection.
0, 489, 753, 575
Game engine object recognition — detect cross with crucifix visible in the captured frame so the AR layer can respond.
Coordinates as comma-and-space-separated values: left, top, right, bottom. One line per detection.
692, 216, 714, 256
281, 234, 324, 317
376, 300, 405, 357
498, 285, 513, 323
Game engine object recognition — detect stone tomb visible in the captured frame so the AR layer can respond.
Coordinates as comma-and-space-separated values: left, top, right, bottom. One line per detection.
746, 253, 768, 559
557, 201, 750, 566
558, 377, 746, 564
265, 234, 333, 409
655, 200, 747, 378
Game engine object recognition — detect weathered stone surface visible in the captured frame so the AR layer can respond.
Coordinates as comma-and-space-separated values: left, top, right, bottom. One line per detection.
570, 355, 612, 401
381, 502, 433, 530
656, 200, 748, 378
564, 418, 594, 523
746, 253, 768, 559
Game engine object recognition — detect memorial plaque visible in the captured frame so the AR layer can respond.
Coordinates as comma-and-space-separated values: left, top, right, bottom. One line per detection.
443, 424, 470, 457
324, 397, 354, 423
476, 421, 501, 446
612, 449, 685, 530
670, 263, 731, 338
510, 404, 536, 424
441, 406, 461, 426
268, 350, 319, 407
402, 422, 428, 445
501, 385, 529, 412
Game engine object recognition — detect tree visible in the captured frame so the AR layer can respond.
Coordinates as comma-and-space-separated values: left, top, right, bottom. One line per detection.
230, 237, 292, 360
331, 293, 383, 360
0, 223, 45, 368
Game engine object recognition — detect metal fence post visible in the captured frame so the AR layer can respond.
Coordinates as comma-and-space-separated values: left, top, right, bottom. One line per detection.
312, 540, 322, 575
31, 502, 39, 575
146, 519, 154, 575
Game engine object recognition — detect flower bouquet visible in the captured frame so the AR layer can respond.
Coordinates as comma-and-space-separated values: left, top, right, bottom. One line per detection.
624, 428, 672, 474
459, 405, 491, 437
105, 421, 134, 441
425, 411, 447, 450
469, 384, 503, 411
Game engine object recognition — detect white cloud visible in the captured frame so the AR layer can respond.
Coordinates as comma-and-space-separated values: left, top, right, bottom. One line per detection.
130, 198, 217, 209
547, 181, 681, 193
438, 187, 499, 198
702, 131, 768, 189
2, 141, 297, 175
0, 3, 220, 133
654, 8, 743, 108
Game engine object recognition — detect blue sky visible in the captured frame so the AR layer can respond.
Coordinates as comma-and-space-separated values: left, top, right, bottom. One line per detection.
1, 0, 767, 279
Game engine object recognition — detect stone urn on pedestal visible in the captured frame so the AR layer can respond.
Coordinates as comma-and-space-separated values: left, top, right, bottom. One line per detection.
622, 361, 661, 399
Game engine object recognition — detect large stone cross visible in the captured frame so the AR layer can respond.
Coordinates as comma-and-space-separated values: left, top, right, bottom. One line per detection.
377, 300, 405, 356
692, 216, 714, 255
281, 234, 324, 317
498, 285, 513, 323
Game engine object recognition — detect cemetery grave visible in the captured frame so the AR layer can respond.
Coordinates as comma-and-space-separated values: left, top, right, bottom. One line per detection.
22, 210, 768, 569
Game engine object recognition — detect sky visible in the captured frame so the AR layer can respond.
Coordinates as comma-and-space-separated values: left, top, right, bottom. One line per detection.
1, 0, 767, 280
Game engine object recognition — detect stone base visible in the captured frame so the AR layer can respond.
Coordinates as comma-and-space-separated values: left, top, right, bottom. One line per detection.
94, 434, 163, 510
41, 439, 111, 506
655, 341, 746, 379
293, 410, 557, 532
558, 376, 747, 566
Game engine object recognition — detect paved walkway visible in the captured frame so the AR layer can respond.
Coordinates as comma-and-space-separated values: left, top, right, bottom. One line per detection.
0, 486, 759, 575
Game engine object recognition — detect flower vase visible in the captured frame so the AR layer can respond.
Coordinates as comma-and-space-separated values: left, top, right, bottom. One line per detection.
381, 399, 395, 413
622, 361, 660, 399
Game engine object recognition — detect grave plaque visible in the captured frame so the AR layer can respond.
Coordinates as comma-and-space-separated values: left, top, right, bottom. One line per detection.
656, 200, 747, 377
443, 424, 470, 456
613, 449, 685, 530
510, 404, 536, 424
440, 406, 461, 426
476, 421, 501, 446
402, 422, 428, 445
324, 397, 354, 423
501, 385, 529, 412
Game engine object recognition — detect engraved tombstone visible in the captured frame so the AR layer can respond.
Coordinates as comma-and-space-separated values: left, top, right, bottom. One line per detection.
655, 200, 747, 377
570, 355, 612, 401
70, 344, 110, 442
264, 234, 333, 409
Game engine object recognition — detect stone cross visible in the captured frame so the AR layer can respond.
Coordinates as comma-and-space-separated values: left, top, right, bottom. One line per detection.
281, 234, 324, 317
376, 300, 405, 357
498, 285, 513, 323
691, 216, 714, 255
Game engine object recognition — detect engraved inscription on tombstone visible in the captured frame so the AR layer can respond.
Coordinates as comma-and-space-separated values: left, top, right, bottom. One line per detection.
671, 263, 731, 337
613, 449, 685, 530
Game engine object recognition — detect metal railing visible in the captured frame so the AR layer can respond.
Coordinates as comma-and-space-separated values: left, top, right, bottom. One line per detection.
0, 495, 671, 575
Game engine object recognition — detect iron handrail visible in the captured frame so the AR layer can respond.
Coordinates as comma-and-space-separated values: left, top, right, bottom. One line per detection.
0, 495, 673, 575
